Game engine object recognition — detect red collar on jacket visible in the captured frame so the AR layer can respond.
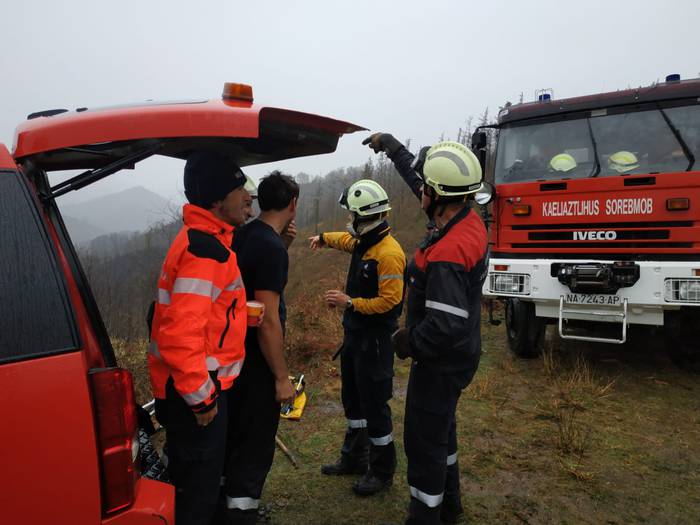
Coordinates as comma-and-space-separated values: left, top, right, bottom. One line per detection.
182, 204, 234, 238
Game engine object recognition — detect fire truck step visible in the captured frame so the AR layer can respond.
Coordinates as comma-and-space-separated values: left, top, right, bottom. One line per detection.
558, 296, 628, 344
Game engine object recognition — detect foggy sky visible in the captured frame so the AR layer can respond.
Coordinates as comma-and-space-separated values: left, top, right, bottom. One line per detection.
2, 0, 698, 208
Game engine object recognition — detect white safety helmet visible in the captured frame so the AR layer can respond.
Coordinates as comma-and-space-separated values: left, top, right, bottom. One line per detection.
422, 141, 483, 197
338, 179, 391, 217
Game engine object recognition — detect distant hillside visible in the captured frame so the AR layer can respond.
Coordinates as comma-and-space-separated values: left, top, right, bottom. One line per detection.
63, 215, 108, 246
62, 186, 173, 240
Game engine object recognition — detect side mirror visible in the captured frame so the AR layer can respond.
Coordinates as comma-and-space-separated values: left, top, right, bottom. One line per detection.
474, 181, 495, 206
471, 131, 487, 151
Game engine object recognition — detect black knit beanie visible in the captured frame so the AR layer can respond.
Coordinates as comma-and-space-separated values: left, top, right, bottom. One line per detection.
184, 151, 246, 209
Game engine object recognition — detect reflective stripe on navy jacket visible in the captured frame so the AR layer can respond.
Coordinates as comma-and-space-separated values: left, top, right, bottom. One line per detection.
321, 222, 406, 333
389, 146, 489, 378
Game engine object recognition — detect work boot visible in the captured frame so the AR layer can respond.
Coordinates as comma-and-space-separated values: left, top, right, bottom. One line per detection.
352, 471, 392, 496
321, 455, 368, 476
440, 503, 465, 524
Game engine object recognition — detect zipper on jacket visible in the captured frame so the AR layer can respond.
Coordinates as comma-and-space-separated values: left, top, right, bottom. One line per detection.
218, 298, 238, 348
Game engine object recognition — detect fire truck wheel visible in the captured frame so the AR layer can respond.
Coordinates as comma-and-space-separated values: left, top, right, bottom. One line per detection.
505, 298, 545, 358
664, 309, 700, 373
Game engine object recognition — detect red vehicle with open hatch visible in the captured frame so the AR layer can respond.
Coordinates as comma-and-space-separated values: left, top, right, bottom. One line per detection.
0, 83, 363, 524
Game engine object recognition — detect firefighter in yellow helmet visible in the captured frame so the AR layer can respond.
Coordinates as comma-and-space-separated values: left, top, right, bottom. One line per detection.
364, 134, 488, 524
309, 179, 406, 496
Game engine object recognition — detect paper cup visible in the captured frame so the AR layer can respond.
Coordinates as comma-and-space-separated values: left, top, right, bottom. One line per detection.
247, 300, 265, 327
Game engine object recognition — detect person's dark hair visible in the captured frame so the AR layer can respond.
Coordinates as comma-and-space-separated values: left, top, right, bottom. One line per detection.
258, 171, 299, 211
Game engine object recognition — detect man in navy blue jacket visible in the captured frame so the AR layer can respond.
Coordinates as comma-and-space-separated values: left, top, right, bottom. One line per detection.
364, 134, 489, 525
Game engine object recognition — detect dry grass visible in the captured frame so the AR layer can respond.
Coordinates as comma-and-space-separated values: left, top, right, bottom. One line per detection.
468, 370, 500, 400
536, 348, 619, 465
553, 402, 590, 457
110, 224, 700, 524
559, 458, 596, 482
541, 345, 558, 378
111, 337, 150, 404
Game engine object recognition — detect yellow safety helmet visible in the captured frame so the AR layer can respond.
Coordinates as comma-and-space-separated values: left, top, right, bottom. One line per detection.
608, 151, 639, 173
422, 141, 483, 197
549, 153, 577, 172
339, 179, 391, 217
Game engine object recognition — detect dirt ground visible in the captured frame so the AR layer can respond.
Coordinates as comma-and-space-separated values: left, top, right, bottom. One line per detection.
117, 238, 700, 525
258, 314, 700, 525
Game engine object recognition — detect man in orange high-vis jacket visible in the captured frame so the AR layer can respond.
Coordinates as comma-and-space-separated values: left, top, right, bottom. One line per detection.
150, 151, 249, 525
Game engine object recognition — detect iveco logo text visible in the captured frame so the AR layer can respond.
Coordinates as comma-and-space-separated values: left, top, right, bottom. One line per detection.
573, 231, 617, 240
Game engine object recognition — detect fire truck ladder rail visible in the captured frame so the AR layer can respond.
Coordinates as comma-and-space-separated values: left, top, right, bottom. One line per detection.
558, 296, 628, 344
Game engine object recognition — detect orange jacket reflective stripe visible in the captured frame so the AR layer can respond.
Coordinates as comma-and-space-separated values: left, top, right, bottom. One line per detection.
148, 204, 247, 412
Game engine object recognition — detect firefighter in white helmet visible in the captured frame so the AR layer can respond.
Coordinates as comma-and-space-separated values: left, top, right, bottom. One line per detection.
309, 179, 406, 496
364, 134, 489, 524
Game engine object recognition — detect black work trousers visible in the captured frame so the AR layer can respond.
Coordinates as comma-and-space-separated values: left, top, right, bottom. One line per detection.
156, 374, 228, 525
404, 362, 464, 525
223, 355, 280, 523
339, 328, 396, 479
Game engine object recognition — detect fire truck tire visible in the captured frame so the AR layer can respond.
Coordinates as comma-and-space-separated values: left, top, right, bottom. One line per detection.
505, 298, 545, 358
664, 309, 700, 373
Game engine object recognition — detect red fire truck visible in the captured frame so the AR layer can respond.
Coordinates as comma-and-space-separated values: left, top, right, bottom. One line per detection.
475, 75, 700, 371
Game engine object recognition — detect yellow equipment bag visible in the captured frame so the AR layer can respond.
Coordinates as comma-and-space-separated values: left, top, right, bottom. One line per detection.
280, 374, 306, 420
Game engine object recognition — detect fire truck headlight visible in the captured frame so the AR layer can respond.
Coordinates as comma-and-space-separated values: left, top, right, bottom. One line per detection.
491, 273, 531, 295
665, 278, 700, 303
680, 281, 700, 301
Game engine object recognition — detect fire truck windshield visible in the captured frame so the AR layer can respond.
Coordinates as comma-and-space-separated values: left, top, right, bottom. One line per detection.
494, 104, 700, 184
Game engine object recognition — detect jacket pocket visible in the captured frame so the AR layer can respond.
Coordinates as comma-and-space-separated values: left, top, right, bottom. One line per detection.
218, 298, 238, 348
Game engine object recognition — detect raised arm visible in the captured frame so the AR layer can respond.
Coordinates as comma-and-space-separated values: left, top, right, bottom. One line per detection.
363, 133, 423, 200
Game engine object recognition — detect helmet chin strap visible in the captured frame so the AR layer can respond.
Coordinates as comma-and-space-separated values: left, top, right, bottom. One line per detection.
425, 186, 468, 225
424, 185, 441, 221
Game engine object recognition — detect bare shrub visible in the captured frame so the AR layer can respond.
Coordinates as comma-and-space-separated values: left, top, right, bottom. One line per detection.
554, 403, 590, 457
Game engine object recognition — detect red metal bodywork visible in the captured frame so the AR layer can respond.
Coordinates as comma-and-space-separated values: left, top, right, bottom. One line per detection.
493, 172, 700, 256
13, 99, 365, 161
499, 78, 700, 125
0, 351, 102, 524
0, 143, 14, 168
102, 479, 174, 525
491, 79, 700, 259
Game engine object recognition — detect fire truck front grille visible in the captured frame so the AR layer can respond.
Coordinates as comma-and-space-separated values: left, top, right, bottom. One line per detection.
512, 242, 692, 249
528, 230, 670, 241
510, 220, 694, 250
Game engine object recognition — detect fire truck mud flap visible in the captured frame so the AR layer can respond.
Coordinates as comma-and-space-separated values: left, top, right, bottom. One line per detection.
558, 295, 628, 344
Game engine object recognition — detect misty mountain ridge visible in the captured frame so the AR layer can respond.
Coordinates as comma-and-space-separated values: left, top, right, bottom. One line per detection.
62, 186, 174, 244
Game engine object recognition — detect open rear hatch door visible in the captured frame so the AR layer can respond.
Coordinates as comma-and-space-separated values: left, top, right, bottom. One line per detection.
13, 94, 366, 195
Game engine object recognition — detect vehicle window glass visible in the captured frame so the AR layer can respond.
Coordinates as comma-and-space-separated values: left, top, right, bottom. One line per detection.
589, 108, 686, 176
665, 105, 700, 169
495, 106, 697, 184
494, 118, 595, 184
0, 172, 78, 363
